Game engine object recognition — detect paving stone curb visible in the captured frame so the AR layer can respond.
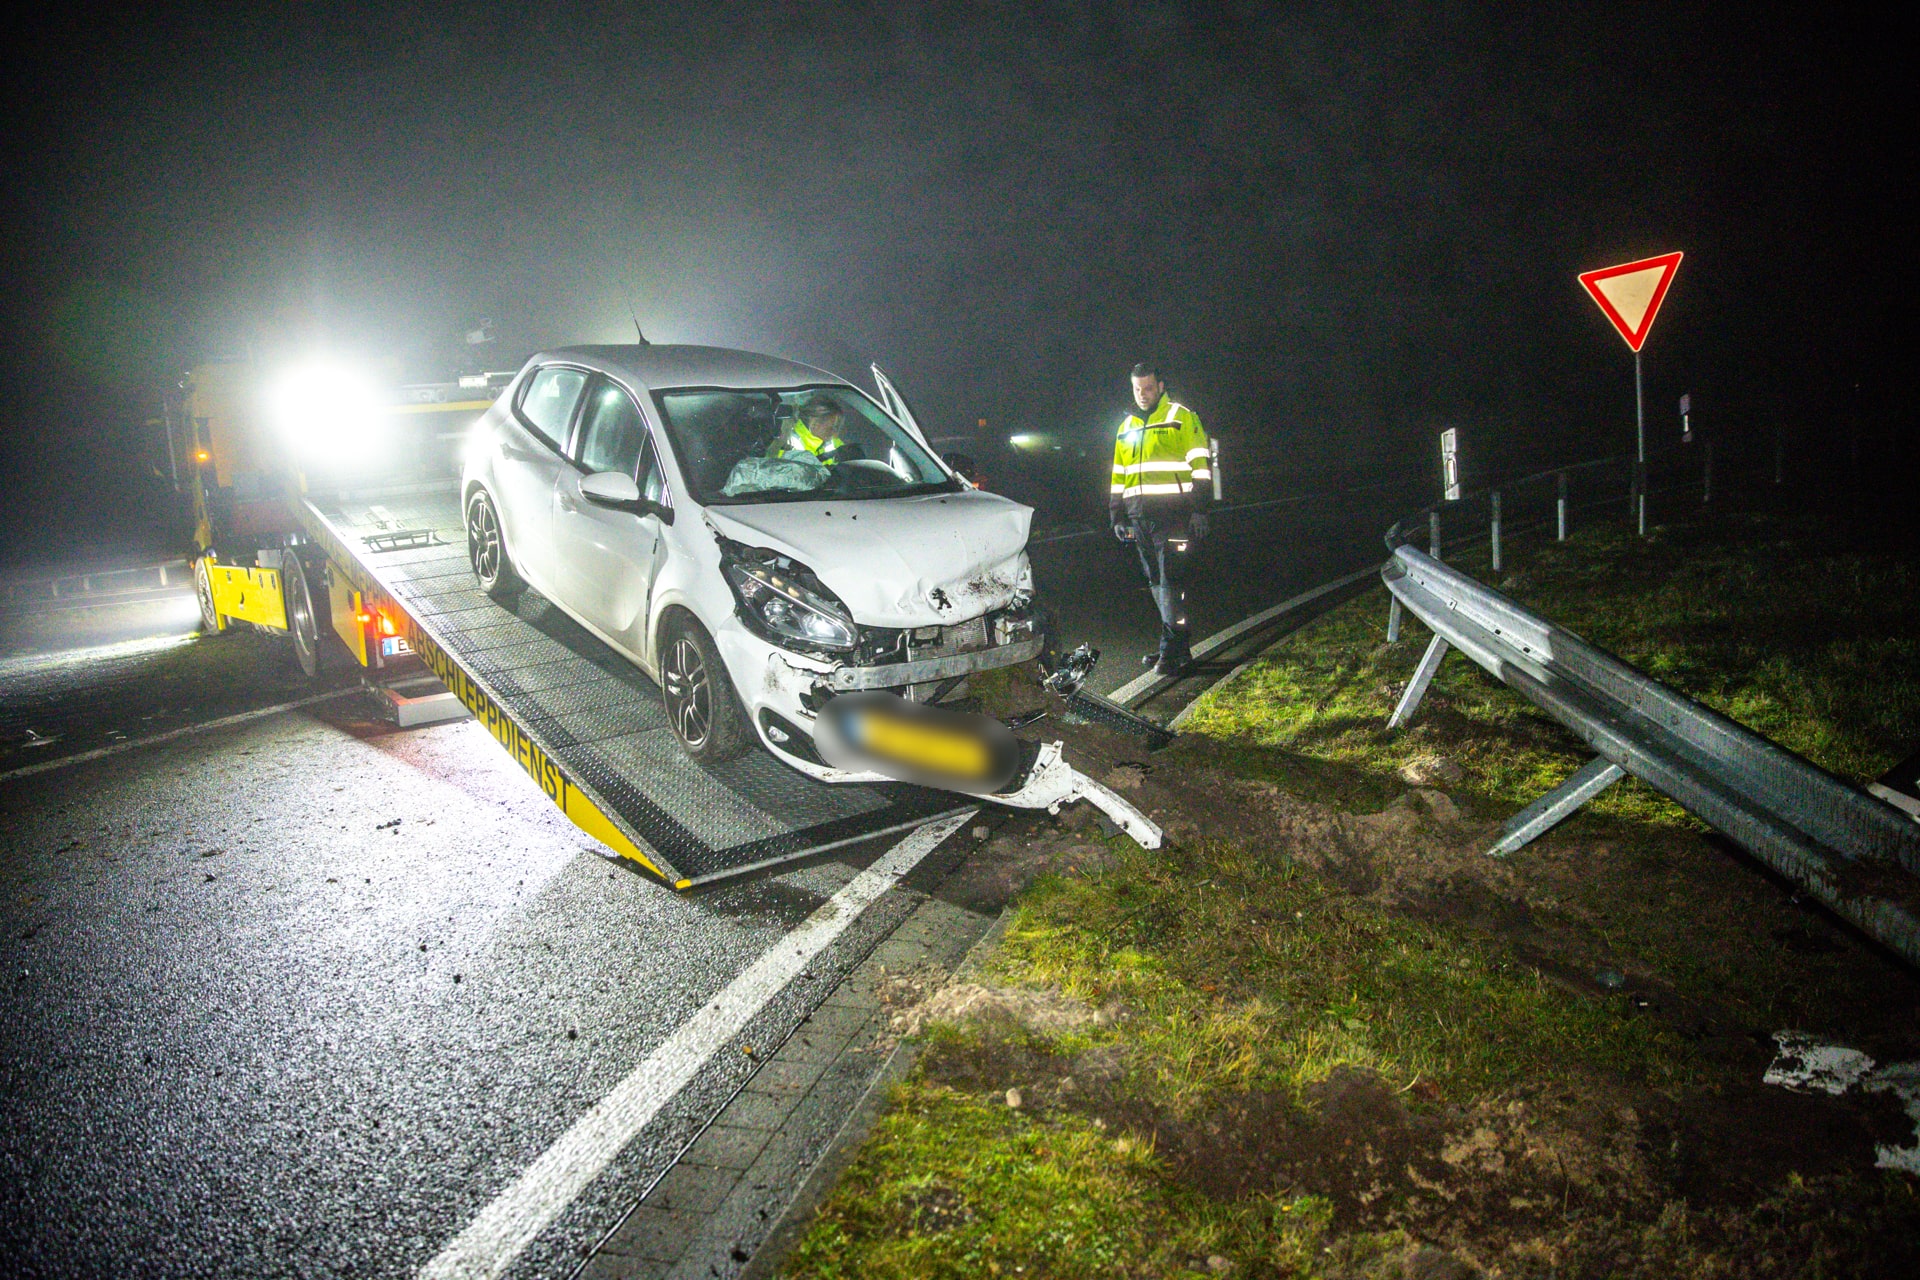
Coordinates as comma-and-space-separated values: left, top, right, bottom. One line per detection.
736, 903, 1018, 1280
574, 861, 1016, 1280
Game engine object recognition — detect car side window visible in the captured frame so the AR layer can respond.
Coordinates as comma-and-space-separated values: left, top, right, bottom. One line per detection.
639, 436, 666, 506
575, 381, 647, 477
517, 366, 588, 449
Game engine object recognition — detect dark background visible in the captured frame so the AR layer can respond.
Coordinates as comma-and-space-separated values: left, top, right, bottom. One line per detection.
0, 1, 1910, 565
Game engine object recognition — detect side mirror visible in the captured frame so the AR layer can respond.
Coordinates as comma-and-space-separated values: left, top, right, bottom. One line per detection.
580, 471, 641, 506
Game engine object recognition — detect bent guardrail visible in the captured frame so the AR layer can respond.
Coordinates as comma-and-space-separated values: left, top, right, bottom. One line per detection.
1380, 541, 1920, 967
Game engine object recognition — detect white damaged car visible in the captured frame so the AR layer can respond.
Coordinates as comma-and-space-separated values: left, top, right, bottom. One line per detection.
459, 344, 1154, 840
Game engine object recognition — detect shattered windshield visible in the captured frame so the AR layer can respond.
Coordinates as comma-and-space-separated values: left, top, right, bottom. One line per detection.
652, 385, 959, 505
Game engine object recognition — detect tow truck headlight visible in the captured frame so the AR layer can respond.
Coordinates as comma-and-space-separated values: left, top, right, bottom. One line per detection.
723, 557, 858, 653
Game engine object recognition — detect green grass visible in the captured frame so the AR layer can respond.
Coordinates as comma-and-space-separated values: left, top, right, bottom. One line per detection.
782, 501, 1920, 1278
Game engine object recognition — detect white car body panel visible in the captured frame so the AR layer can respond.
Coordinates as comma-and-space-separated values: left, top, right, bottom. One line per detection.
702, 491, 1032, 628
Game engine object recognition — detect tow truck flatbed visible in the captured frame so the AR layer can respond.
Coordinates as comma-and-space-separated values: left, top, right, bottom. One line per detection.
299, 480, 963, 887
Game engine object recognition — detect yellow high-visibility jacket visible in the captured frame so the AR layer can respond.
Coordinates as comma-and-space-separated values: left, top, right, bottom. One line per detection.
770, 419, 843, 460
1110, 394, 1210, 518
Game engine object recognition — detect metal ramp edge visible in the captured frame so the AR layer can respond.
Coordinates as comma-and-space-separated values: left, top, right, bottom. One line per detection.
296, 488, 962, 887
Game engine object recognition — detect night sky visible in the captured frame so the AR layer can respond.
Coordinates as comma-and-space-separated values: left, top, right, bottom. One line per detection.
0, 1, 1909, 561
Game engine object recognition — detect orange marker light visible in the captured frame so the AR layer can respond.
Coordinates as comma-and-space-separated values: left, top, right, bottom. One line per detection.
194, 449, 211, 462
377, 611, 397, 637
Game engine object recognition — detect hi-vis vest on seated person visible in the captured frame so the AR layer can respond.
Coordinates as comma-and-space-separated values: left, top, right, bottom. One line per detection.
1110, 394, 1210, 515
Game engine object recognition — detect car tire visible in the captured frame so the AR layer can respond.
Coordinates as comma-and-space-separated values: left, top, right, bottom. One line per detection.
466, 487, 523, 601
283, 552, 323, 679
659, 613, 750, 763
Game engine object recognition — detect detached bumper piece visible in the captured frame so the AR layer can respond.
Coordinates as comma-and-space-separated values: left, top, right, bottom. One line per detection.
991, 741, 1162, 849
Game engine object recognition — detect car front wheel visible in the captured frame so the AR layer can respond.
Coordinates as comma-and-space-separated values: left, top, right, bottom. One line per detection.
659, 613, 749, 763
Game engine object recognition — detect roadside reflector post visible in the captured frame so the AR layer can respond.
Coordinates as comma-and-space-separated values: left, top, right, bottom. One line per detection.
1490, 490, 1503, 573
1556, 471, 1568, 541
1429, 509, 1442, 562
1439, 427, 1461, 502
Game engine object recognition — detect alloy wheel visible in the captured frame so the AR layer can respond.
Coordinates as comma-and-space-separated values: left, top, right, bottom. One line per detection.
467, 494, 501, 583
663, 635, 712, 749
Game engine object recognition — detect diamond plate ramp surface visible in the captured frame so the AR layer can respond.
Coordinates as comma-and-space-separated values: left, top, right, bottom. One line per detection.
304, 485, 960, 883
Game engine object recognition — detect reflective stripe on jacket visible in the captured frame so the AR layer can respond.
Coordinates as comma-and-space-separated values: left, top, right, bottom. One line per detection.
1110, 394, 1210, 515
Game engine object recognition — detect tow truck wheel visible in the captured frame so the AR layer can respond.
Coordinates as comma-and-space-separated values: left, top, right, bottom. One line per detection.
193, 554, 223, 634
466, 488, 523, 601
660, 614, 748, 763
283, 554, 322, 680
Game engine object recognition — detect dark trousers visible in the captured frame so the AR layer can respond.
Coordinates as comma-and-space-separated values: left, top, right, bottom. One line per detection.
1125, 513, 1192, 660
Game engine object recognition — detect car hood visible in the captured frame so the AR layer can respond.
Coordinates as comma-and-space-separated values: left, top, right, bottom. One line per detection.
705, 491, 1034, 628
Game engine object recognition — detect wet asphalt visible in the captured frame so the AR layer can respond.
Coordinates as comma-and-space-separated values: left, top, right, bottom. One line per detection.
0, 488, 1421, 1278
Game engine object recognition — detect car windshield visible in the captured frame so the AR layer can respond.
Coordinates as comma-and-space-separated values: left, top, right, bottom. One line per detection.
653, 385, 960, 505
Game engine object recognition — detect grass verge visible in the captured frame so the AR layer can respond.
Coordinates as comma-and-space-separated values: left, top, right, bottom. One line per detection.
783, 498, 1920, 1279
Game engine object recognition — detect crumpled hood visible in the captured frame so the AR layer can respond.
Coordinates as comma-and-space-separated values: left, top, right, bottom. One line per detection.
705, 490, 1034, 627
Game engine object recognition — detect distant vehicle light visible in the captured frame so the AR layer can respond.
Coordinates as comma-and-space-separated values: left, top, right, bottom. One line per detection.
1009, 433, 1039, 448
193, 449, 211, 463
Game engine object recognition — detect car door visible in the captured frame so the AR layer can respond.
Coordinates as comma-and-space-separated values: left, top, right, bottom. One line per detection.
549, 377, 669, 652
494, 364, 588, 591
871, 364, 936, 453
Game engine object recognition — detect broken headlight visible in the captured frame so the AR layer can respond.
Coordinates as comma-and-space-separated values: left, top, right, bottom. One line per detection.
722, 548, 859, 654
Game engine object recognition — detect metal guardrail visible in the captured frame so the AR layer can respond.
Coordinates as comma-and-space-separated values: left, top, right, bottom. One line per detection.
1380, 542, 1920, 966
0, 559, 192, 612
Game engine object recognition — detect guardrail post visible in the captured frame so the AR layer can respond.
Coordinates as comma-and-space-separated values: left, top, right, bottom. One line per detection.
1429, 510, 1442, 561
1386, 596, 1402, 643
1702, 443, 1713, 504
1490, 490, 1502, 573
1487, 757, 1627, 857
1388, 634, 1450, 729
1556, 472, 1568, 542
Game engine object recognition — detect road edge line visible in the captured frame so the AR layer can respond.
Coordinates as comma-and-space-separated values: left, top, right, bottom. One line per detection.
416, 808, 978, 1280
0, 687, 359, 784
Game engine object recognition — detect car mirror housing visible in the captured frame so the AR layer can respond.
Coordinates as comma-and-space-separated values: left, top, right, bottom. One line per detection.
581, 471, 641, 506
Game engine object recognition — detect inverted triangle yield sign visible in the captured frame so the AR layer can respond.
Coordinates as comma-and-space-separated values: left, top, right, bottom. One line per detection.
1578, 251, 1682, 351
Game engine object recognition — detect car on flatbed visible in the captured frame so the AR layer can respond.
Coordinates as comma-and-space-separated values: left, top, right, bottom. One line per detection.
460, 344, 1048, 779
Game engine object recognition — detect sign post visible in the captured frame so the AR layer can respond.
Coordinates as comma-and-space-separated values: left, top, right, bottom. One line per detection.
1578, 251, 1683, 535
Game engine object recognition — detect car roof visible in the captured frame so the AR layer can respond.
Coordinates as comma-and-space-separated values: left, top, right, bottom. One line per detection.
541, 344, 853, 393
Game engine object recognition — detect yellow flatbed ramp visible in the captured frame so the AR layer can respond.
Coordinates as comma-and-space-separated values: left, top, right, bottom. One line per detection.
300, 481, 964, 888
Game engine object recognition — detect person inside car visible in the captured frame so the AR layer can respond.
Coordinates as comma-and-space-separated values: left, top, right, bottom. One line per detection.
772, 394, 850, 462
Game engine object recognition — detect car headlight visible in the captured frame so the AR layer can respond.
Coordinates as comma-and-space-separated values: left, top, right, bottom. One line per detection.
723, 555, 859, 653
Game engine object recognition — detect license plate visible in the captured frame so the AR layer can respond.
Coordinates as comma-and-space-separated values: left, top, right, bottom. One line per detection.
852, 711, 992, 778
815, 693, 1019, 793
380, 636, 413, 657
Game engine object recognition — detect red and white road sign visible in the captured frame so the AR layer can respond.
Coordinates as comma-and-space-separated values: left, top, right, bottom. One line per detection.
1578, 251, 1682, 352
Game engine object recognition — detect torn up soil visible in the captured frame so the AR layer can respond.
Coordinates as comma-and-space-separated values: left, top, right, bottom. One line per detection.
789, 554, 1920, 1278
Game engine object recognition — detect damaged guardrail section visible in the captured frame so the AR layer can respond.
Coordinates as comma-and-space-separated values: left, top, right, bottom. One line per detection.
1380, 543, 1920, 967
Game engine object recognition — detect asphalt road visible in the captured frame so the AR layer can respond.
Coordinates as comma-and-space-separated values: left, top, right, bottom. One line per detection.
0, 483, 1421, 1278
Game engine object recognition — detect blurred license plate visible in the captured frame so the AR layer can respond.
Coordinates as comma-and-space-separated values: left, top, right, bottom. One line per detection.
380, 636, 412, 657
854, 711, 991, 778
815, 693, 1020, 793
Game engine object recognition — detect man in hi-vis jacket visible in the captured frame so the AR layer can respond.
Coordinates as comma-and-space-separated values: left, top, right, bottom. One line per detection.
1110, 361, 1211, 676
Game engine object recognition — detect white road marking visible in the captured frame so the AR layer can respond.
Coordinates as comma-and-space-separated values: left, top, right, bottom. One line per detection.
1108, 564, 1379, 707
416, 808, 978, 1280
0, 688, 357, 784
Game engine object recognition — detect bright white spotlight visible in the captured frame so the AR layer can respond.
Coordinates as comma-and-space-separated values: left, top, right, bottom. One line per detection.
263, 359, 387, 467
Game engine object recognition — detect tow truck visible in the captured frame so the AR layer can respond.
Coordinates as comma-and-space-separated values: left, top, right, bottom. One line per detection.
155, 348, 1157, 887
